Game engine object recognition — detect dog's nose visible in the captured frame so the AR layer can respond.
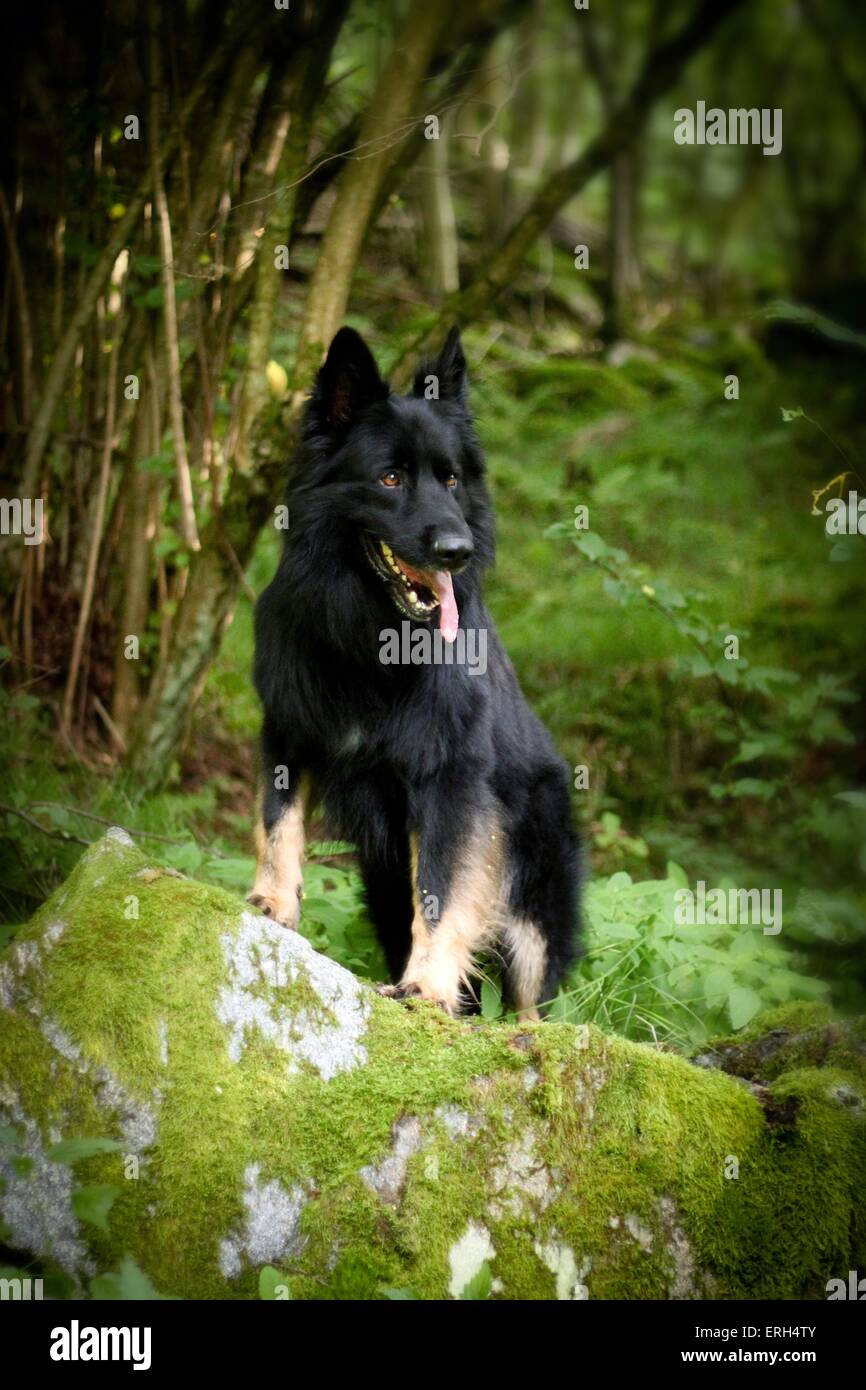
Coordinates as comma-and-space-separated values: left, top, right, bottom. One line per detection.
432, 534, 474, 569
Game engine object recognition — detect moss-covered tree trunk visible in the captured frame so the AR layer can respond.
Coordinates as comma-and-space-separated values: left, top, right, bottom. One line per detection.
1, 832, 863, 1300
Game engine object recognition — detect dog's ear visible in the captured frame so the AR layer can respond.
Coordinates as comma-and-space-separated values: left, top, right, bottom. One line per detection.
412, 326, 467, 405
311, 327, 389, 430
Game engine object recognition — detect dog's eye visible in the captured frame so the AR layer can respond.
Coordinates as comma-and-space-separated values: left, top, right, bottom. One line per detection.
379, 469, 402, 488
444, 473, 458, 489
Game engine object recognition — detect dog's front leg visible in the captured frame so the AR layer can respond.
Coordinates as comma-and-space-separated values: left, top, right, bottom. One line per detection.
248, 747, 311, 931
381, 791, 502, 1015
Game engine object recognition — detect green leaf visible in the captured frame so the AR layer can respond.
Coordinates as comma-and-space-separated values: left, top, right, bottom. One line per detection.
606, 871, 633, 890
727, 985, 762, 1030
601, 576, 632, 604
90, 1256, 179, 1301
601, 921, 640, 941
829, 538, 862, 563
72, 1184, 120, 1233
459, 1262, 493, 1300
703, 967, 734, 1006
47, 1137, 122, 1165
259, 1265, 292, 1300
480, 977, 503, 1020
678, 653, 714, 678
205, 856, 256, 889
573, 530, 609, 561
732, 736, 788, 764
162, 841, 205, 874
381, 1286, 419, 1300
727, 779, 777, 801
665, 862, 689, 888
133, 285, 165, 309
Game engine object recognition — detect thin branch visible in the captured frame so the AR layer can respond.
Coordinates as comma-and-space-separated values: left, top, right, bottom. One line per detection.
60, 262, 125, 734
16, 6, 258, 506
25, 802, 187, 844
149, 0, 200, 554
0, 185, 34, 422
0, 803, 91, 847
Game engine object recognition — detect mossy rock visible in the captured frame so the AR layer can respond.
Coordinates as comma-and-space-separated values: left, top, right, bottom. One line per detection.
1, 831, 864, 1300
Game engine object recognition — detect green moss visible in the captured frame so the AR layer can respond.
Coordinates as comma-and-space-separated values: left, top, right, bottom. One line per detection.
697, 1002, 866, 1084
1, 834, 864, 1300
737, 1002, 834, 1040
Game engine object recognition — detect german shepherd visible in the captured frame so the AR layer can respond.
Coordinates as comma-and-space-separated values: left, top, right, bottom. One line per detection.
249, 326, 580, 1018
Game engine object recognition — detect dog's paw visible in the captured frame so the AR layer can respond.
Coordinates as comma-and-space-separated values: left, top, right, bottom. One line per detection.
376, 981, 454, 1015
246, 889, 300, 931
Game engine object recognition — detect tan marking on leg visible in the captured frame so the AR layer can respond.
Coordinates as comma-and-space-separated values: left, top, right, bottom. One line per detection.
383, 818, 504, 1013
247, 775, 311, 930
501, 918, 548, 1021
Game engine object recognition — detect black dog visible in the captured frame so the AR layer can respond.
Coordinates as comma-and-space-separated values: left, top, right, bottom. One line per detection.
249, 327, 580, 1017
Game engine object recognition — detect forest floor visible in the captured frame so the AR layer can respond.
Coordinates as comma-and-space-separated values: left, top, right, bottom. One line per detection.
2, 322, 864, 1047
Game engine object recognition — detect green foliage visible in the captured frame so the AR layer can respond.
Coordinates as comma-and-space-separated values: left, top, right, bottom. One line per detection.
259, 1266, 292, 1300
546, 519, 858, 818
72, 1185, 121, 1233
91, 1258, 179, 1301
459, 1263, 493, 1300
556, 868, 827, 1048
47, 1137, 123, 1164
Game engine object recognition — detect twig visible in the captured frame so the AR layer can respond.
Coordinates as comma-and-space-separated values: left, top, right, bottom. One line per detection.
149, 0, 200, 554
219, 532, 257, 604
24, 801, 189, 844
0, 185, 34, 422
61, 261, 124, 735
0, 803, 91, 846
92, 695, 128, 754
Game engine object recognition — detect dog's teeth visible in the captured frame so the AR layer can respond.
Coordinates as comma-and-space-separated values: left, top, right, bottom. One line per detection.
407, 590, 418, 603
381, 542, 393, 558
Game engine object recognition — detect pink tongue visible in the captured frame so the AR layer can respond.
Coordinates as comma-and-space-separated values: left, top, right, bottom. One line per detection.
432, 570, 459, 644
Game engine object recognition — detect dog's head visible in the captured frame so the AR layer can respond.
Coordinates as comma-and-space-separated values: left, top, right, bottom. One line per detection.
294, 326, 493, 644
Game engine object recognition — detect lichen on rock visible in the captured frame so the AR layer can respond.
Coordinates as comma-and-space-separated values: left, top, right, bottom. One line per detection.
219, 1163, 311, 1278
216, 909, 370, 1079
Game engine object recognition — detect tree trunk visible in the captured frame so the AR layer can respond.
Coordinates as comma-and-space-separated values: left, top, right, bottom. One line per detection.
605, 150, 640, 341
111, 343, 163, 740
418, 113, 460, 300
293, 0, 457, 394
0, 831, 863, 1300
